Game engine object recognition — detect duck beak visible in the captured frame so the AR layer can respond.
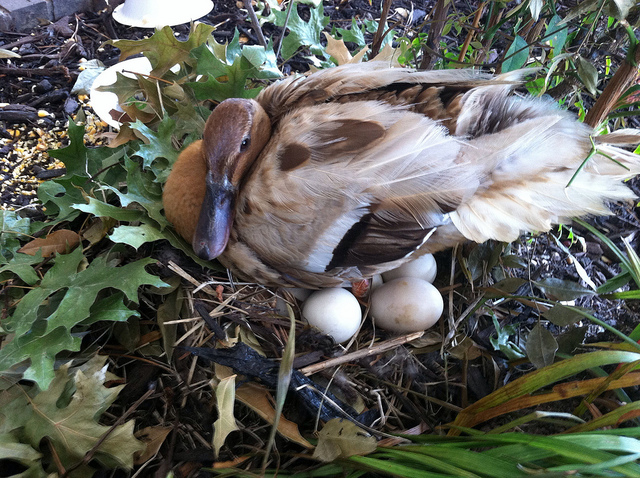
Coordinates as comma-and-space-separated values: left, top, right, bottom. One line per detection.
192, 172, 236, 260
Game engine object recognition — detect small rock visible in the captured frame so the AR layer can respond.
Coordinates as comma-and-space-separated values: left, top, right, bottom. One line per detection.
64, 97, 79, 116
35, 80, 54, 94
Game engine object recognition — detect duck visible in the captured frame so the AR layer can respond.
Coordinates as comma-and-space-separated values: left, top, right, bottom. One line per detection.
162, 61, 640, 288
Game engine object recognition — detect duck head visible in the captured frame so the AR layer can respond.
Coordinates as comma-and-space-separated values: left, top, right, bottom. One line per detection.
193, 98, 272, 260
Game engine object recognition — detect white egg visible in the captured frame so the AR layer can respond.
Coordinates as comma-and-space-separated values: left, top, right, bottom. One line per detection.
302, 288, 362, 343
288, 287, 312, 301
371, 278, 443, 333
381, 254, 437, 283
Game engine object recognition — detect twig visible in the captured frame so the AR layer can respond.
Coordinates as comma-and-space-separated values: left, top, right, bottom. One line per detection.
167, 260, 217, 296
371, 0, 393, 58
275, 0, 295, 60
458, 2, 486, 63
420, 0, 451, 70
243, 0, 267, 48
0, 33, 46, 50
0, 65, 70, 78
299, 330, 425, 376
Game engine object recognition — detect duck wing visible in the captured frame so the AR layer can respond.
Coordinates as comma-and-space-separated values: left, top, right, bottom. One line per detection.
222, 64, 640, 287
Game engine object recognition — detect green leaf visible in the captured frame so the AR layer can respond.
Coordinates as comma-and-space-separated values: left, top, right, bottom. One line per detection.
490, 314, 525, 360
533, 278, 594, 300
576, 56, 599, 95
0, 433, 44, 478
0, 327, 83, 388
42, 121, 126, 220
37, 178, 84, 221
0, 210, 32, 263
102, 155, 167, 227
73, 197, 146, 222
0, 251, 43, 286
81, 292, 138, 326
110, 222, 166, 249
107, 23, 215, 77
273, 2, 330, 60
526, 323, 558, 369
129, 118, 179, 183
187, 38, 263, 102
485, 277, 527, 298
502, 35, 529, 72
335, 18, 367, 48
48, 120, 123, 179
543, 304, 592, 326
242, 44, 282, 80
0, 247, 166, 389
545, 14, 568, 54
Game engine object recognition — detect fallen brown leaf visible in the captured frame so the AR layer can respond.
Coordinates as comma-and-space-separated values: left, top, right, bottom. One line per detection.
18, 229, 80, 257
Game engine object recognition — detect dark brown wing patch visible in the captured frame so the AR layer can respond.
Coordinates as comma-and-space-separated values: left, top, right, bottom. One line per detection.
319, 120, 386, 156
278, 142, 311, 171
326, 211, 444, 271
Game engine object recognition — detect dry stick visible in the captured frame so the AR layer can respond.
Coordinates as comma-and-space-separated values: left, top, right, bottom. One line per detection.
243, 0, 267, 48
299, 331, 424, 376
0, 33, 46, 50
0, 65, 70, 77
167, 260, 217, 296
275, 0, 295, 60
584, 33, 640, 128
458, 2, 486, 63
420, 0, 451, 70
370, 0, 393, 59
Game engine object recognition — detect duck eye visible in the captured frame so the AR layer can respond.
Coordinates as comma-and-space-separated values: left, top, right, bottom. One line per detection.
240, 137, 251, 152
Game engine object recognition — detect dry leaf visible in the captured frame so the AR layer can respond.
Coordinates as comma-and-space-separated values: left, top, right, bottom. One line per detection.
236, 382, 313, 449
313, 419, 376, 462
371, 42, 402, 66
18, 229, 80, 257
213, 455, 252, 469
134, 426, 172, 464
322, 32, 368, 66
212, 375, 240, 457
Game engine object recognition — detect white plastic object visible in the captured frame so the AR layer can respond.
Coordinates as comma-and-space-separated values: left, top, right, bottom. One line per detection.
112, 0, 214, 28
89, 56, 153, 129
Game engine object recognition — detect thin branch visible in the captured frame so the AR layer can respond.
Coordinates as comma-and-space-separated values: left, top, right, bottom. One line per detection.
371, 0, 393, 58
275, 0, 295, 60
299, 331, 424, 376
243, 0, 267, 48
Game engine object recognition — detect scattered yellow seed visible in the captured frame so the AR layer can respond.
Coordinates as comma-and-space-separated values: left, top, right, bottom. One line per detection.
37, 110, 49, 118
78, 94, 88, 102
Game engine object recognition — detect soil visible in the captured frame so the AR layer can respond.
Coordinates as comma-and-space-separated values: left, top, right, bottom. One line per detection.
1, 1, 639, 477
